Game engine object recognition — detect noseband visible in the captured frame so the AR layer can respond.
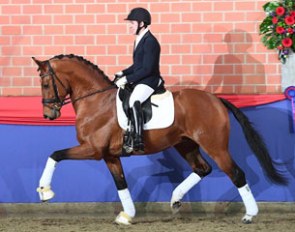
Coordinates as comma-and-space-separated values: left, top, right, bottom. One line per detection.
40, 60, 116, 109
40, 61, 70, 111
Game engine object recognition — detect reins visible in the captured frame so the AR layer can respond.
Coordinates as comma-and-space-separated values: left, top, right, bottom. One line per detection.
70, 85, 117, 105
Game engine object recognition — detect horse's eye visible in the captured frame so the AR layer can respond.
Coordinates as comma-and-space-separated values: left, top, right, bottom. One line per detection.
43, 84, 50, 89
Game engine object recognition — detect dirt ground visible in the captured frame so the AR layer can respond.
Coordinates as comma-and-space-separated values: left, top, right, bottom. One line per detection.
0, 202, 294, 232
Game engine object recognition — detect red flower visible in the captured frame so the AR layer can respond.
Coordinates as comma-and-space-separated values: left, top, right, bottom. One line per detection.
287, 28, 294, 34
285, 16, 295, 25
290, 11, 295, 17
272, 17, 278, 24
282, 37, 293, 47
276, 26, 285, 34
276, 6, 285, 16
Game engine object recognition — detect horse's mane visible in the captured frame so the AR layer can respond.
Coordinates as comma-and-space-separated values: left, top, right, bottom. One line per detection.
50, 54, 112, 84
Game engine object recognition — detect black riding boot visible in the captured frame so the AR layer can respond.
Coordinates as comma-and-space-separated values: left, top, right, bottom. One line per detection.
132, 101, 144, 153
122, 109, 135, 154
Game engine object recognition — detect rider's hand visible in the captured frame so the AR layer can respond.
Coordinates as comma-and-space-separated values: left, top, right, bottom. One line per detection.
114, 76, 127, 89
113, 71, 124, 83
115, 71, 123, 77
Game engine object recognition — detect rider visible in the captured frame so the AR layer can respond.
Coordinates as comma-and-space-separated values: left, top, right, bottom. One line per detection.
114, 7, 164, 153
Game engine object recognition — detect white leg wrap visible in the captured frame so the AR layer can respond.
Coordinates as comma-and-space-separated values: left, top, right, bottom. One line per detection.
118, 188, 136, 218
238, 184, 258, 216
39, 157, 57, 187
171, 172, 201, 204
37, 158, 57, 201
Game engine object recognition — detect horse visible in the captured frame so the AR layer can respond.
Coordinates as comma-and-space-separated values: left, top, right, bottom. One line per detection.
32, 54, 287, 225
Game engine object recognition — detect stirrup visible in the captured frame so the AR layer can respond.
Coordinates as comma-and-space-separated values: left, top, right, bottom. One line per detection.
123, 143, 133, 154
122, 130, 134, 155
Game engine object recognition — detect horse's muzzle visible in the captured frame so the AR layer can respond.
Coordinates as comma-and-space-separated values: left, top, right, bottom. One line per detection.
43, 106, 61, 120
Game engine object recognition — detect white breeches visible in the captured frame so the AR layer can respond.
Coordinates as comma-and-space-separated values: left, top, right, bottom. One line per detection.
129, 84, 154, 107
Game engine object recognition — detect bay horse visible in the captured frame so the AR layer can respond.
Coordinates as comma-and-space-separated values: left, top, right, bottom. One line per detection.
32, 54, 286, 225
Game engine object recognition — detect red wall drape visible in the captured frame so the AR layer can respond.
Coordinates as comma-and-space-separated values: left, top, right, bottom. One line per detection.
0, 95, 286, 125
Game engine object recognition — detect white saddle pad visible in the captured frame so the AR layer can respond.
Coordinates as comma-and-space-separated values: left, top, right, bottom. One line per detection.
116, 90, 174, 130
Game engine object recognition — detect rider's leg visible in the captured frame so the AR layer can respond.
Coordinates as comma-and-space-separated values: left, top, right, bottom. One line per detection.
122, 108, 135, 154
129, 84, 154, 152
131, 101, 144, 152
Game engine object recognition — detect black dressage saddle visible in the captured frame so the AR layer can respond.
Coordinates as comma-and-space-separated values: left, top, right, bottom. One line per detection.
118, 84, 166, 124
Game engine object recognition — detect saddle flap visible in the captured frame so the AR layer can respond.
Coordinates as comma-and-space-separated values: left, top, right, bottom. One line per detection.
118, 88, 152, 124
116, 89, 174, 130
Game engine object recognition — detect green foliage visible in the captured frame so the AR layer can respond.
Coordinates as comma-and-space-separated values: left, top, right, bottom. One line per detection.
259, 0, 295, 63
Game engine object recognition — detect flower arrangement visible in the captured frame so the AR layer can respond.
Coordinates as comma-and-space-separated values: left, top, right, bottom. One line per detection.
259, 0, 295, 63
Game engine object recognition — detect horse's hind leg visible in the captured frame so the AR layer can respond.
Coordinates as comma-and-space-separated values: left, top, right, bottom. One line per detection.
171, 139, 212, 213
187, 102, 258, 223
210, 149, 258, 223
201, 132, 258, 224
173, 138, 258, 223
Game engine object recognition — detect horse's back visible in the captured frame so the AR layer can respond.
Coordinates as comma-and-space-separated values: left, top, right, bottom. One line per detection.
172, 88, 229, 134
172, 88, 227, 115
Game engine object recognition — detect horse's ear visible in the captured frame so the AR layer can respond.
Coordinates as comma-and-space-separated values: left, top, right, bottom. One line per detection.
32, 57, 46, 70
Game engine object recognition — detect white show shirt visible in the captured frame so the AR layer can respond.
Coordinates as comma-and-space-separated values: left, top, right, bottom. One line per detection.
134, 27, 149, 50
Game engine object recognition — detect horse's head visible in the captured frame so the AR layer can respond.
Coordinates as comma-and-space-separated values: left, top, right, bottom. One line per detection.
32, 57, 70, 120
33, 54, 115, 120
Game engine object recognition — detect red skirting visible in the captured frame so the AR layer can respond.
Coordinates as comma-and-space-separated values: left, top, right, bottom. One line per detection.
0, 95, 286, 125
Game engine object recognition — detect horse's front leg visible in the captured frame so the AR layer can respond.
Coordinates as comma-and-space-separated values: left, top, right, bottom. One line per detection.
104, 156, 135, 225
37, 144, 95, 202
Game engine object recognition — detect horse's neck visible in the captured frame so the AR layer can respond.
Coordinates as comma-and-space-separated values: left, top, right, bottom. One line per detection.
56, 58, 115, 113
56, 58, 111, 93
68, 71, 112, 101
73, 89, 117, 126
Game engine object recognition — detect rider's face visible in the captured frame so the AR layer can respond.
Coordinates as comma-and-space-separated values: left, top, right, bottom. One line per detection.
128, 20, 144, 35
128, 20, 138, 35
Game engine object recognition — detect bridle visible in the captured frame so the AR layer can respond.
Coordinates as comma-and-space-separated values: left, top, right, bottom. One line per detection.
40, 61, 70, 110
40, 60, 116, 110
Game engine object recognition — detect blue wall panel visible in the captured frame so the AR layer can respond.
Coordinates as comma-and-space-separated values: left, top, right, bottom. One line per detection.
0, 100, 294, 203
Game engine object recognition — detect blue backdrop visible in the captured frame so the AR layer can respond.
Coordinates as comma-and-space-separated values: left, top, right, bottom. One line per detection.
0, 100, 294, 203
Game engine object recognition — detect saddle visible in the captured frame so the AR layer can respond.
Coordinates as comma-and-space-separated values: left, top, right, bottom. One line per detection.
118, 84, 166, 124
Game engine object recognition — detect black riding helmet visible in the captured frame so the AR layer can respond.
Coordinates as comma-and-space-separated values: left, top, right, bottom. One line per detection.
125, 7, 151, 34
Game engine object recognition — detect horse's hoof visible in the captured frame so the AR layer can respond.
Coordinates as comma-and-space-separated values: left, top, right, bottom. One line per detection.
171, 201, 182, 214
241, 214, 254, 224
36, 186, 55, 202
114, 211, 133, 225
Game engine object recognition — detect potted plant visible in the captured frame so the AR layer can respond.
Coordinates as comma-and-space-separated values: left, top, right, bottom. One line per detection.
259, 0, 295, 64
260, 0, 295, 91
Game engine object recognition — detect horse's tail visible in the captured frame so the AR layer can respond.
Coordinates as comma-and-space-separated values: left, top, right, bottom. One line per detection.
219, 98, 287, 185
